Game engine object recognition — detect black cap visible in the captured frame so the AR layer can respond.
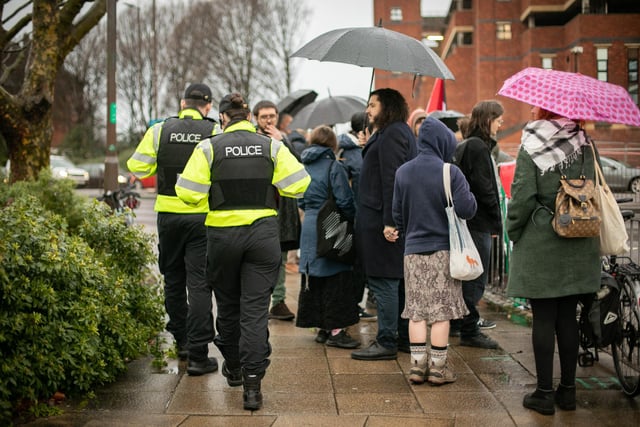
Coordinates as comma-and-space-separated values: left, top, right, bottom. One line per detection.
219, 93, 248, 114
183, 83, 212, 102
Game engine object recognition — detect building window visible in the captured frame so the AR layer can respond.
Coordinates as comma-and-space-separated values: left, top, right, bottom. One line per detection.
461, 0, 472, 9
496, 22, 512, 40
597, 47, 608, 81
629, 47, 639, 105
541, 57, 553, 69
459, 32, 473, 46
390, 7, 402, 21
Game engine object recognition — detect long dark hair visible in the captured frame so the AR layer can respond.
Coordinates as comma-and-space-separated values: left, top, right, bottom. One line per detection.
369, 88, 409, 129
465, 100, 503, 141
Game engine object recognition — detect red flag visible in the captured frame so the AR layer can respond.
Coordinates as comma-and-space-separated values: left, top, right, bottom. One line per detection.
426, 78, 446, 113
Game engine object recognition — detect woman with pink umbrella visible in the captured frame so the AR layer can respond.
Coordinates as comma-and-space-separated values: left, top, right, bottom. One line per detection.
500, 67, 640, 415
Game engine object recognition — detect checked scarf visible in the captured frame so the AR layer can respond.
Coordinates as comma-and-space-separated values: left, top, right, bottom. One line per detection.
521, 118, 590, 175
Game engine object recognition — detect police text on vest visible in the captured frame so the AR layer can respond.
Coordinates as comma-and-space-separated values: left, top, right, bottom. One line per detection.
169, 133, 202, 143
225, 145, 262, 156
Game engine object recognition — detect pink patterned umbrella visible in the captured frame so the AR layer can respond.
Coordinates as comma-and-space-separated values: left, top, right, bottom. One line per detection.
498, 67, 640, 127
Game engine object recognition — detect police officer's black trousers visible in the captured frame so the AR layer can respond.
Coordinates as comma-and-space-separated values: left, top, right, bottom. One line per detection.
208, 217, 280, 376
157, 212, 213, 356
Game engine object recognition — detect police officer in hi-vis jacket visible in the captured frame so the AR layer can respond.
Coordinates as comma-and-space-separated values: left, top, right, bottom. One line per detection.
175, 93, 310, 411
127, 83, 220, 376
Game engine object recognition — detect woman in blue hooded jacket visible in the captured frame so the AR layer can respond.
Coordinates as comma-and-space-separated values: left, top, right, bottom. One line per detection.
392, 117, 476, 386
296, 125, 360, 349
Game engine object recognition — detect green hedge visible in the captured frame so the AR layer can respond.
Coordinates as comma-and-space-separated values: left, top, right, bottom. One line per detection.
0, 172, 164, 424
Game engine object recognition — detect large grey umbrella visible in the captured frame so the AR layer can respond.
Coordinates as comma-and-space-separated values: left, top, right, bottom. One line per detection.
291, 26, 454, 80
289, 95, 367, 130
277, 89, 318, 116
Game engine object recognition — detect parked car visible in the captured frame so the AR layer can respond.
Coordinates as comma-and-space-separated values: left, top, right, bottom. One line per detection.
49, 155, 90, 187
81, 162, 129, 189
600, 156, 640, 193
4, 156, 91, 187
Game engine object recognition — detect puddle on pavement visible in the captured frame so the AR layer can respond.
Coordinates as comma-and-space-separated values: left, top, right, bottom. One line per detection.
158, 365, 180, 374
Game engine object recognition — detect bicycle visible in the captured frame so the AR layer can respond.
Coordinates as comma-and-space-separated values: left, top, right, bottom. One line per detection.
577, 202, 640, 397
97, 183, 141, 226
607, 254, 640, 397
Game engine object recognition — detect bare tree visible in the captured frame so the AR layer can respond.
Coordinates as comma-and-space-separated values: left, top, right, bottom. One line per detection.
152, 0, 205, 118
172, 0, 308, 105
63, 20, 106, 154
0, 0, 107, 183
1, 0, 309, 181
260, 0, 310, 96
63, 0, 192, 145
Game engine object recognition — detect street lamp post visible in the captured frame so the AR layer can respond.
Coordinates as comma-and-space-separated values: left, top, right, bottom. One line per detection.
104, 0, 118, 192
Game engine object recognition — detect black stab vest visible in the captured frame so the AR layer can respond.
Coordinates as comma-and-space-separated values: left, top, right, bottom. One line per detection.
209, 131, 277, 210
156, 116, 216, 196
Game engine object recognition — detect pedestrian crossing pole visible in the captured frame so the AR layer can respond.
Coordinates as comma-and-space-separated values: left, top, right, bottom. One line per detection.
104, 0, 119, 192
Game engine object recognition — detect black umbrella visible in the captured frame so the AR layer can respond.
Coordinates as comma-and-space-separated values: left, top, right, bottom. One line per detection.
289, 95, 367, 130
277, 89, 318, 116
428, 110, 465, 133
291, 26, 454, 94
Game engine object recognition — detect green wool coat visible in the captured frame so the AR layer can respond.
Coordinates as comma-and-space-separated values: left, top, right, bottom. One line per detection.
506, 145, 601, 299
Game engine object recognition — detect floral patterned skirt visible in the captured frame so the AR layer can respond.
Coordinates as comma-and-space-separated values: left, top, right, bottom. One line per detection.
401, 251, 469, 324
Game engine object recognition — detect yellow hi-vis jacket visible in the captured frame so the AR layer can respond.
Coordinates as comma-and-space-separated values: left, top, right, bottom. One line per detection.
127, 108, 220, 213
175, 120, 310, 227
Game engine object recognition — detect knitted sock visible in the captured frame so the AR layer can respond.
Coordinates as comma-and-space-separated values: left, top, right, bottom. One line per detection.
410, 342, 427, 364
430, 345, 448, 367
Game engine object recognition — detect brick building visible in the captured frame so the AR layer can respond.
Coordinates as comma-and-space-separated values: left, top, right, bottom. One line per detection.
373, 0, 640, 158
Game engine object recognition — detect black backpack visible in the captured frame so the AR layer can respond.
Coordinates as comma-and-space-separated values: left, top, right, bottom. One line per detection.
580, 272, 621, 348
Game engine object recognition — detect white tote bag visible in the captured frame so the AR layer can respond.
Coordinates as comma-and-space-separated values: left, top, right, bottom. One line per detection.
593, 148, 629, 255
443, 163, 484, 281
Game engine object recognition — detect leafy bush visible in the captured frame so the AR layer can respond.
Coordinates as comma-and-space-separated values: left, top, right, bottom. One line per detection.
0, 172, 163, 424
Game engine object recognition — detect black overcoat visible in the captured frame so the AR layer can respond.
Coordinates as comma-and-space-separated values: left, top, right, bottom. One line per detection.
356, 121, 416, 278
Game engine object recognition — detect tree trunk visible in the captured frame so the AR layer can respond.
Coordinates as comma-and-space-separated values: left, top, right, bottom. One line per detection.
0, 0, 106, 183
6, 107, 52, 183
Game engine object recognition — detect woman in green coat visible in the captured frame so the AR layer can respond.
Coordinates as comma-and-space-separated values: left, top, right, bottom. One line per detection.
506, 107, 600, 416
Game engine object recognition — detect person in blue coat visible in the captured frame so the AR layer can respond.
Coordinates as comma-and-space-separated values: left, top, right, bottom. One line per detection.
337, 112, 365, 203
393, 117, 475, 385
296, 125, 361, 349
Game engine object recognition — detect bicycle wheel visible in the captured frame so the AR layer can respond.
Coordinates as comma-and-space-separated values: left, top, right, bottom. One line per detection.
611, 276, 640, 397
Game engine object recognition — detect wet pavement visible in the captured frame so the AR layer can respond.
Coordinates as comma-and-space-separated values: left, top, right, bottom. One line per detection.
22, 190, 640, 426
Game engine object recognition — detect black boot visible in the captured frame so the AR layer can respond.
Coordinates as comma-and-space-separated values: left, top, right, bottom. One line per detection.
555, 384, 576, 410
221, 361, 242, 387
523, 389, 555, 415
242, 371, 263, 411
